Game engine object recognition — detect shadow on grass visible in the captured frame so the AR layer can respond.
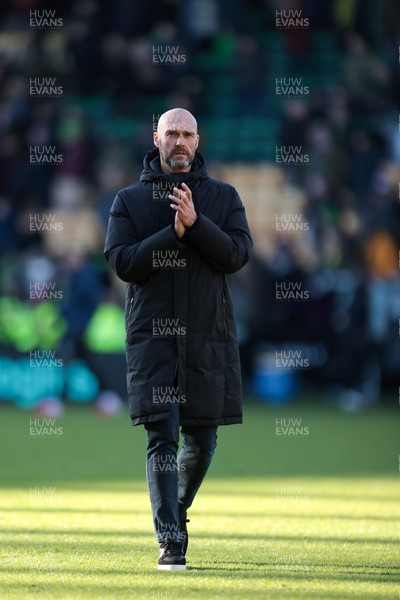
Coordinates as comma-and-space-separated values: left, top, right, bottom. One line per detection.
1, 403, 399, 481
189, 565, 399, 580
1, 484, 399, 504
0, 507, 397, 523
1, 528, 398, 546
1, 563, 398, 585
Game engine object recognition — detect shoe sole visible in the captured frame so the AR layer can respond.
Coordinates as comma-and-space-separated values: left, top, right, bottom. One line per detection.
157, 564, 186, 571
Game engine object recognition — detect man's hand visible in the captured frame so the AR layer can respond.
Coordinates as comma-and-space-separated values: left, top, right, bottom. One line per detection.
169, 182, 197, 228
174, 211, 186, 238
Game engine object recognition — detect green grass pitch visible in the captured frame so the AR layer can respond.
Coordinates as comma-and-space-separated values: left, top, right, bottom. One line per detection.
0, 399, 398, 599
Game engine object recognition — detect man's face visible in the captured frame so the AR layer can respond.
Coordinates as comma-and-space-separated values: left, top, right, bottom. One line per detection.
154, 118, 199, 171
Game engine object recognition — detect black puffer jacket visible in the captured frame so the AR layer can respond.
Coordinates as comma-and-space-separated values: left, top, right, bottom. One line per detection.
104, 149, 252, 426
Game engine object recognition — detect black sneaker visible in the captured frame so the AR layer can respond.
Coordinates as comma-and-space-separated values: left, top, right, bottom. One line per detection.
158, 540, 186, 571
180, 519, 190, 556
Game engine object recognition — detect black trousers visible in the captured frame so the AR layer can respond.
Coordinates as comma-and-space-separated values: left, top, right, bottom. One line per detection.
145, 404, 218, 543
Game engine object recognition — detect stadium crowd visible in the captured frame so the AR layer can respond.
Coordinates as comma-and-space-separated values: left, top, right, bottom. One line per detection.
0, 0, 399, 409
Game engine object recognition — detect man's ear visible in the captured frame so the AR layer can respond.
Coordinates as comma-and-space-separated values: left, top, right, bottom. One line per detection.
153, 132, 159, 147
195, 134, 200, 149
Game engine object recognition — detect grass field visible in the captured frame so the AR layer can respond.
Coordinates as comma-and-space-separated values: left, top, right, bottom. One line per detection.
0, 399, 399, 599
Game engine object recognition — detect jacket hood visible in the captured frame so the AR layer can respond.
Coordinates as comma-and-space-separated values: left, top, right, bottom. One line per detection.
140, 148, 209, 186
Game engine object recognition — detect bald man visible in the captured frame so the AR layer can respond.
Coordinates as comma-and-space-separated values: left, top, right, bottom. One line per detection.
104, 109, 252, 570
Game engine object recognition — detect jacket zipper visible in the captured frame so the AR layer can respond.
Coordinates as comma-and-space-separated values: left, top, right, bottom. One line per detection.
222, 293, 228, 341
174, 358, 179, 386
127, 296, 134, 329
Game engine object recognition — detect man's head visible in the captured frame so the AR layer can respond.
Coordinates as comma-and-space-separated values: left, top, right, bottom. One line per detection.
154, 108, 199, 173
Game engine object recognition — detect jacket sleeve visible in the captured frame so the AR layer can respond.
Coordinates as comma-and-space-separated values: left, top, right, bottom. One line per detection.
184, 188, 253, 274
104, 191, 185, 283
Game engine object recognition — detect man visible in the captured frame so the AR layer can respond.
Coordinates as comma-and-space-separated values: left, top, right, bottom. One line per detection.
104, 108, 252, 570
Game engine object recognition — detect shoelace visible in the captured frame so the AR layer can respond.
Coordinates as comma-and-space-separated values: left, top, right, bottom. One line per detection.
160, 541, 182, 555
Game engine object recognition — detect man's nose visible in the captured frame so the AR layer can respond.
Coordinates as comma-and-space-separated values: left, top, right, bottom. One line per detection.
175, 136, 185, 145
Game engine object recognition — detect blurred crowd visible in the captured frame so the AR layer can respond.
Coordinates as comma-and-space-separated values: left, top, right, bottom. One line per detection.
0, 0, 399, 408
